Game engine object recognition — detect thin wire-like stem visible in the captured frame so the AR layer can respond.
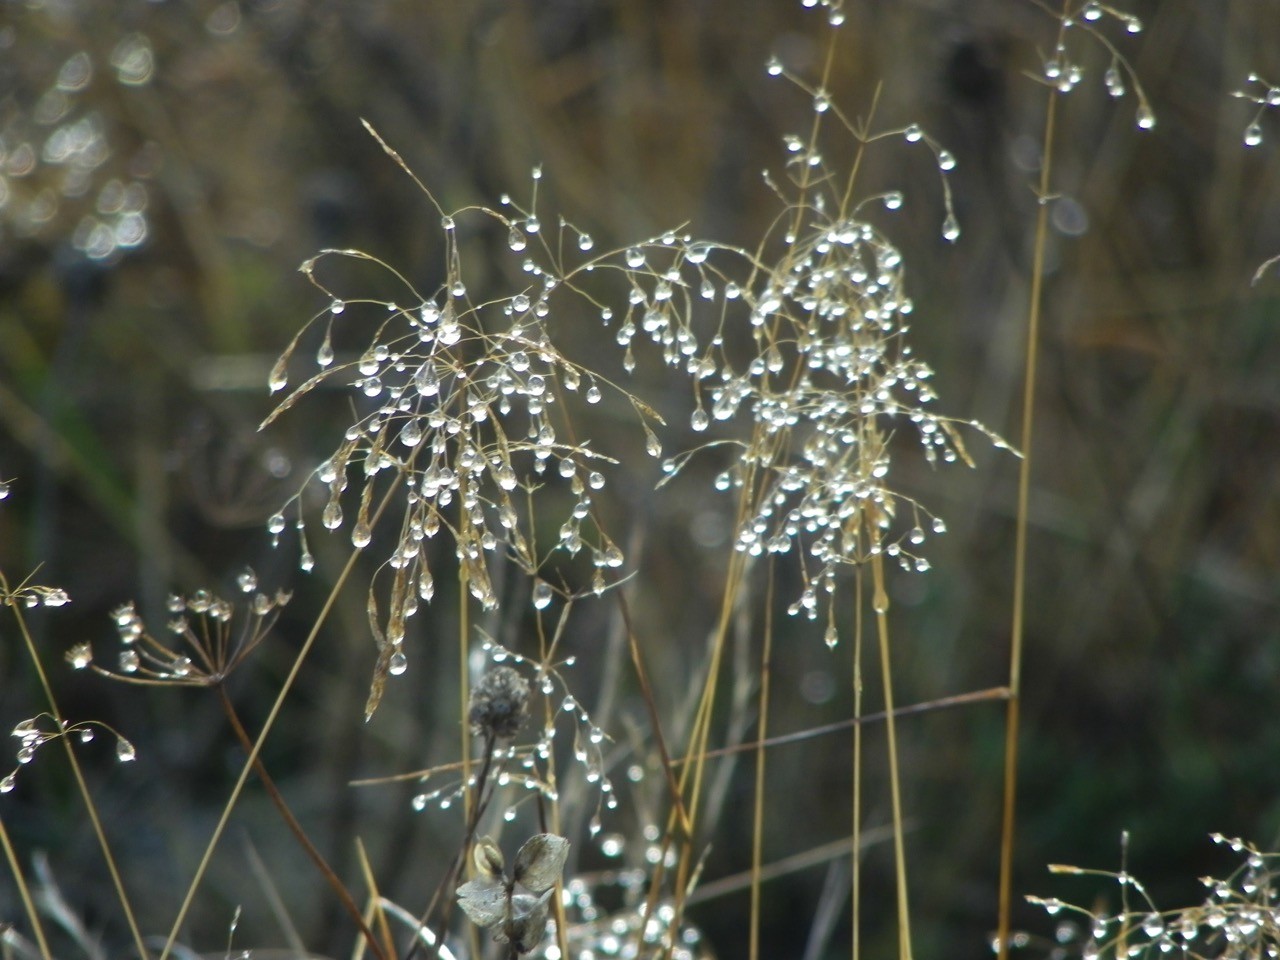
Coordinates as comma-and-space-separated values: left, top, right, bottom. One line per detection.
3, 578, 150, 960
871, 554, 912, 960
215, 686, 387, 960
996, 13, 1064, 958
159, 476, 401, 960
0, 813, 52, 960
851, 567, 864, 960
749, 564, 776, 960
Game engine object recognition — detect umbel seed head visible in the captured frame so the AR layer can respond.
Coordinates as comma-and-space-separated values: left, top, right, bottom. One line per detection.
468, 666, 530, 740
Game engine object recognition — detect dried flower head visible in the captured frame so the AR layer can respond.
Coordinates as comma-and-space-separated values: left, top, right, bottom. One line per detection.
457, 833, 569, 954
262, 141, 661, 686
468, 666, 530, 741
615, 68, 1010, 644
75, 570, 290, 686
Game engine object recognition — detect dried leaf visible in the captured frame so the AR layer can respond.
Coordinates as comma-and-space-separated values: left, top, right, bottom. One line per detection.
512, 834, 569, 895
363, 642, 391, 723
456, 877, 506, 928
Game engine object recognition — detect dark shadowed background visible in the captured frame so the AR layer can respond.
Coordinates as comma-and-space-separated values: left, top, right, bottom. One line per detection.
1, 1, 1278, 958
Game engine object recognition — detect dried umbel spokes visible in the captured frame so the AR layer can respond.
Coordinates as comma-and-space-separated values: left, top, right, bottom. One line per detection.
2, 713, 135, 794
456, 833, 569, 955
469, 666, 531, 741
1027, 834, 1280, 960
72, 570, 290, 686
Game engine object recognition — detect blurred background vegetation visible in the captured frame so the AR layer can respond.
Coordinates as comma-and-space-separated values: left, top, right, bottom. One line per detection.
1, 1, 1278, 958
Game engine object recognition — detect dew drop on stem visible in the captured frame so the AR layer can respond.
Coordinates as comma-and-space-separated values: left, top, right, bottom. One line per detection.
389, 650, 407, 676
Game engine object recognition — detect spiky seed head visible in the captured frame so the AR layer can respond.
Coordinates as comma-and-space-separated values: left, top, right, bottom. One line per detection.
468, 666, 530, 740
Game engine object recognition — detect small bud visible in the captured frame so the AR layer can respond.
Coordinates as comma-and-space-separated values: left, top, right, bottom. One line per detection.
473, 836, 505, 879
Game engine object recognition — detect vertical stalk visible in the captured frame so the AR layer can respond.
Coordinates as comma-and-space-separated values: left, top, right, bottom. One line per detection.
871, 554, 911, 960
749, 566, 776, 960
996, 28, 1062, 960
851, 568, 864, 960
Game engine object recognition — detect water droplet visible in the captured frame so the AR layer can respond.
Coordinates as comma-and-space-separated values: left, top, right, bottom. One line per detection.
0, 479, 9, 500
765, 55, 783, 76
942, 214, 961, 242
1244, 122, 1263, 147
883, 191, 904, 210
330, 299, 345, 315
1082, 1, 1101, 19
586, 385, 602, 404
824, 625, 838, 648
351, 520, 372, 549
389, 650, 408, 675
508, 224, 527, 251
0, 773, 14, 793
322, 501, 343, 530
532, 580, 553, 610
1136, 105, 1156, 130
937, 149, 956, 171
625, 247, 646, 268
116, 739, 137, 762
300, 551, 315, 573
904, 123, 923, 143
690, 409, 709, 431
578, 232, 594, 251
316, 334, 334, 367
